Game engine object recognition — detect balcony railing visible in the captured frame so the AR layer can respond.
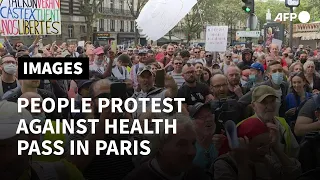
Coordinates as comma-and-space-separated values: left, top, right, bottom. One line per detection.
99, 8, 134, 17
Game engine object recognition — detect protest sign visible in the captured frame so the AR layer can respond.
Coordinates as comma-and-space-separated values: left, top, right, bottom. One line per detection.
205, 26, 228, 52
0, 0, 61, 36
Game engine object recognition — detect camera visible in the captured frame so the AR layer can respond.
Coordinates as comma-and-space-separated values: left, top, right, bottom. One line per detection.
209, 98, 240, 133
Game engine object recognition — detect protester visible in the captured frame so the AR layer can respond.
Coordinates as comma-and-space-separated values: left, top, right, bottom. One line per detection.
214, 117, 301, 180
124, 113, 211, 180
0, 100, 85, 180
0, 55, 19, 98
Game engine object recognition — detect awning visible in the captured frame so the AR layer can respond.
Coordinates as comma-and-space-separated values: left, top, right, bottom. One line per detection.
293, 32, 320, 40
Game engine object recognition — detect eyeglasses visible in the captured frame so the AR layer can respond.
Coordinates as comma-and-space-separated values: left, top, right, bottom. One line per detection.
206, 55, 212, 57
290, 71, 303, 77
194, 51, 200, 54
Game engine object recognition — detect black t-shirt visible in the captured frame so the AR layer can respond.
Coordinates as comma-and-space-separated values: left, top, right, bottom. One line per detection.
2, 80, 17, 94
177, 82, 210, 105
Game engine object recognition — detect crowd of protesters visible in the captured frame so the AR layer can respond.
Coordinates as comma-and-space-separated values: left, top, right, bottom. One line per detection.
2, 34, 320, 180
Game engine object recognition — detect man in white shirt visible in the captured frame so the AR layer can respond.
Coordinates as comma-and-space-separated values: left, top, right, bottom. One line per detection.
89, 47, 105, 74
111, 54, 131, 80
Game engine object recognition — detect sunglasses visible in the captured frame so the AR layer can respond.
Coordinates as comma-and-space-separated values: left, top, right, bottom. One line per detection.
290, 71, 303, 77
174, 62, 182, 65
206, 55, 212, 57
194, 51, 200, 54
226, 56, 231, 58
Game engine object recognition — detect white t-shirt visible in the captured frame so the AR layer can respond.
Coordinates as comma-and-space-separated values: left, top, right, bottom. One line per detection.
111, 66, 130, 80
89, 64, 105, 74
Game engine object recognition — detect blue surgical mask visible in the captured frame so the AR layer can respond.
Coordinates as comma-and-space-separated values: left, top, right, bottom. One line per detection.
233, 59, 239, 63
249, 74, 256, 82
271, 72, 283, 85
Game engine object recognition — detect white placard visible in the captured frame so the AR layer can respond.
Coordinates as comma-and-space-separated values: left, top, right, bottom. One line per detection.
205, 26, 228, 52
78, 41, 85, 47
236, 31, 261, 38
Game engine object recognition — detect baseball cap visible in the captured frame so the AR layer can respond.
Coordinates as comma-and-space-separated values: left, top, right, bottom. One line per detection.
93, 47, 104, 55
138, 49, 147, 55
0, 100, 33, 140
189, 102, 211, 118
17, 45, 28, 52
251, 85, 278, 103
237, 117, 268, 139
137, 65, 153, 76
250, 62, 264, 72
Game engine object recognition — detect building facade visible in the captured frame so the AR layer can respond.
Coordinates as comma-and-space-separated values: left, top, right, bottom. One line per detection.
8, 0, 139, 46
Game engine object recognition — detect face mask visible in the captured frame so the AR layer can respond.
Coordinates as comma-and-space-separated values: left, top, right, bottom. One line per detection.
233, 59, 239, 63
300, 58, 307, 63
3, 63, 17, 75
249, 74, 256, 82
271, 72, 283, 85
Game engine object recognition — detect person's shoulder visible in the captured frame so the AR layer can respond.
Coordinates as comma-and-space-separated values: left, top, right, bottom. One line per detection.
123, 161, 155, 180
38, 88, 56, 98
2, 87, 21, 101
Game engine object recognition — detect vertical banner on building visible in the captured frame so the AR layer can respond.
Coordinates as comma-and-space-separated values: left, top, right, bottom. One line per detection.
205, 26, 228, 52
0, 0, 61, 36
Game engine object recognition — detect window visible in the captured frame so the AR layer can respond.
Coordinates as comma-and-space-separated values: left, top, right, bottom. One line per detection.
110, 20, 115, 31
99, 19, 104, 31
110, 0, 114, 10
197, 32, 202, 39
69, 0, 73, 14
80, 25, 86, 33
120, 0, 124, 12
99, 3, 103, 13
120, 20, 124, 32
130, 21, 135, 32
68, 25, 74, 38
129, 0, 134, 10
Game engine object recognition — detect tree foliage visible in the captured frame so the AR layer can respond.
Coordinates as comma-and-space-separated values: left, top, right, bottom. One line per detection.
79, 0, 104, 41
127, 0, 148, 45
255, 0, 289, 29
293, 0, 320, 23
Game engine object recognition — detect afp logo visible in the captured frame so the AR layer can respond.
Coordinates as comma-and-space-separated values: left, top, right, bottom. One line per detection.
274, 11, 310, 23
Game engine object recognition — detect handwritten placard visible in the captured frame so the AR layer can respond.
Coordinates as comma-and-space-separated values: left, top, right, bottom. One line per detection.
0, 0, 61, 36
205, 26, 228, 52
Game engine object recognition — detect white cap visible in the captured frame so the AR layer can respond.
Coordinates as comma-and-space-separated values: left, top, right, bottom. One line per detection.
0, 101, 33, 140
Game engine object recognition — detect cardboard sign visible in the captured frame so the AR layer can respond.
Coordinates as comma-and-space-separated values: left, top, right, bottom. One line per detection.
0, 0, 61, 36
205, 26, 228, 52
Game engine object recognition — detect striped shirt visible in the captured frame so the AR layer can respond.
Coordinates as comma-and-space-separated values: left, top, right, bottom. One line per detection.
167, 71, 185, 88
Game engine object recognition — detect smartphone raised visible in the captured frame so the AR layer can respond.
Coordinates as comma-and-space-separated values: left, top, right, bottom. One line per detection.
155, 69, 165, 88
110, 82, 127, 100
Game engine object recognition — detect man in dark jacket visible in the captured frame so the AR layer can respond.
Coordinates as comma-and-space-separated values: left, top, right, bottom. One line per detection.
237, 48, 254, 70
